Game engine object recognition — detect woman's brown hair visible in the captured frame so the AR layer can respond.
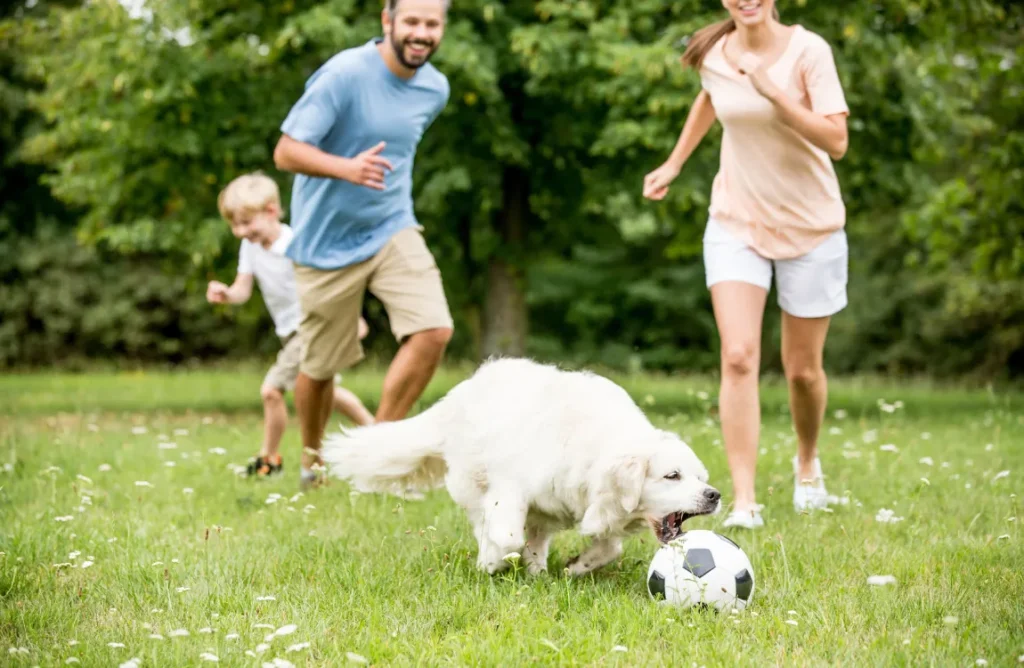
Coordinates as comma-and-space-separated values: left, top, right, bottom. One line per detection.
681, 6, 781, 70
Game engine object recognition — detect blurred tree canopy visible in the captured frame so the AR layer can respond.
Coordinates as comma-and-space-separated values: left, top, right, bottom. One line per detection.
2, 0, 1022, 379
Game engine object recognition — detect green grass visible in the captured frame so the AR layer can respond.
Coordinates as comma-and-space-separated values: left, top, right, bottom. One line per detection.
1, 367, 1022, 666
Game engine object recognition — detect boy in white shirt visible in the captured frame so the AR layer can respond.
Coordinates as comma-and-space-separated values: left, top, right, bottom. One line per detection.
207, 172, 374, 478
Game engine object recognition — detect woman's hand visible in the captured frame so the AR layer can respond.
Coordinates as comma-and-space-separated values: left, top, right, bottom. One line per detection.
738, 53, 782, 101
642, 161, 682, 200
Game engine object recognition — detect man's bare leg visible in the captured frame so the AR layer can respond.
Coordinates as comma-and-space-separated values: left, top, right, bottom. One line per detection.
294, 371, 333, 474
375, 328, 452, 422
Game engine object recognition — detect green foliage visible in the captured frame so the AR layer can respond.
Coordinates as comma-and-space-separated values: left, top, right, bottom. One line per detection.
3, 0, 1023, 377
0, 223, 277, 369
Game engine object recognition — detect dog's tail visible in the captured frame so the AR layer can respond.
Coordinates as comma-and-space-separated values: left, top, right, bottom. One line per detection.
321, 403, 448, 496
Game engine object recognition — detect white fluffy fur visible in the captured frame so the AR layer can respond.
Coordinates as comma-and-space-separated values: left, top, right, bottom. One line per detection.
322, 358, 720, 575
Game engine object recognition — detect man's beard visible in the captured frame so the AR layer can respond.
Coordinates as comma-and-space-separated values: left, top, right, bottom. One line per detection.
390, 34, 436, 70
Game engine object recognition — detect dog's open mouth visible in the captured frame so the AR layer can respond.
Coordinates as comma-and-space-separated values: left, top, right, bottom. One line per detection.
658, 511, 691, 543
651, 510, 710, 544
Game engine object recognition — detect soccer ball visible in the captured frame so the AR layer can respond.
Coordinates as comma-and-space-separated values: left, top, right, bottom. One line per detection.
646, 529, 755, 611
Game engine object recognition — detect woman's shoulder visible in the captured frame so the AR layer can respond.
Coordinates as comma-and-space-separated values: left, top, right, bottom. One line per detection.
792, 24, 837, 57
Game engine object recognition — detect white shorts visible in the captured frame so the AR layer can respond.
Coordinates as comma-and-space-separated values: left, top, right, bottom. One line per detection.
702, 218, 848, 318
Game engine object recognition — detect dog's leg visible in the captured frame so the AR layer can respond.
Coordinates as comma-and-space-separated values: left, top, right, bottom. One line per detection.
523, 523, 553, 575
565, 537, 623, 577
476, 489, 528, 575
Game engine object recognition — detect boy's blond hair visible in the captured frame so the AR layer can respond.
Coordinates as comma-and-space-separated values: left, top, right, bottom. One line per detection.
217, 172, 281, 222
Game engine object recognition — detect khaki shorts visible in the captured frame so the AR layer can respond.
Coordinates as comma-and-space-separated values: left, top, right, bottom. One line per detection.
294, 227, 453, 380
263, 332, 303, 392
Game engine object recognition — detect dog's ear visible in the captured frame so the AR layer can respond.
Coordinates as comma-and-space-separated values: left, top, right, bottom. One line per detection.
612, 455, 648, 513
581, 456, 649, 536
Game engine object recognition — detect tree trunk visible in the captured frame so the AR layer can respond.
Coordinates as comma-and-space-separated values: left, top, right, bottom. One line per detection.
481, 167, 528, 358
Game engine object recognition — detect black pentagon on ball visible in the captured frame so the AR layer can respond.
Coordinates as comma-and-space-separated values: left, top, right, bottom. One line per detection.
682, 548, 716, 578
735, 568, 753, 601
648, 569, 667, 599
716, 533, 741, 550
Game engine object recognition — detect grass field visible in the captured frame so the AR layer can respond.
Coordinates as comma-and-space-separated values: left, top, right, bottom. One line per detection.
1, 366, 1022, 666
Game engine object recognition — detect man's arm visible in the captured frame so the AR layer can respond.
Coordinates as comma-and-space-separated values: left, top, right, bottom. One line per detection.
273, 135, 393, 191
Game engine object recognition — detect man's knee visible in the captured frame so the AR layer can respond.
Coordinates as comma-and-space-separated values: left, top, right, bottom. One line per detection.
410, 326, 453, 352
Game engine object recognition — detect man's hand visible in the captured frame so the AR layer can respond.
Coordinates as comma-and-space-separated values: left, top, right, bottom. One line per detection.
343, 142, 394, 190
206, 281, 230, 304
738, 53, 782, 101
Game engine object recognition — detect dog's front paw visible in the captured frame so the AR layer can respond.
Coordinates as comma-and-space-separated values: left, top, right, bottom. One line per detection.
565, 554, 593, 577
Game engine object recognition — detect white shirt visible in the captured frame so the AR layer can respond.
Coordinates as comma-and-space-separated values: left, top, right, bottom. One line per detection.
238, 225, 301, 338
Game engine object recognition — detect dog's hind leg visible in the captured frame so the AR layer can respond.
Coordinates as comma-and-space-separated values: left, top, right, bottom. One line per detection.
523, 523, 553, 575
565, 537, 623, 577
476, 489, 528, 575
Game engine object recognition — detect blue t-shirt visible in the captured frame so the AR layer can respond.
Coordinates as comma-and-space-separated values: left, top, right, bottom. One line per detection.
280, 39, 449, 270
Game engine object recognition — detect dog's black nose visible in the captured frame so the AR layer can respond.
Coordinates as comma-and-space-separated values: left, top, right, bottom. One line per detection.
704, 488, 721, 504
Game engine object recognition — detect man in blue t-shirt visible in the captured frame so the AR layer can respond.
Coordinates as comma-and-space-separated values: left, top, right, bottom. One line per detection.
273, 0, 453, 487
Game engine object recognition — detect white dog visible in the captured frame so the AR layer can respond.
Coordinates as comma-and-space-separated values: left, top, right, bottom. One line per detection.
321, 358, 720, 576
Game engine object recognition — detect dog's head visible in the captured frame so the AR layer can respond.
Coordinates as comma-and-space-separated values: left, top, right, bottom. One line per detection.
590, 430, 720, 543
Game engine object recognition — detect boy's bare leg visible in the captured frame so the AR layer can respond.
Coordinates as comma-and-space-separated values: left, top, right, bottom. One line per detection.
333, 387, 375, 426
259, 385, 288, 458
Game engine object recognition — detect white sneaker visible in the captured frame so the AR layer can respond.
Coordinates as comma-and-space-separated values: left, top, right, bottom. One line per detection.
793, 456, 833, 511
722, 506, 764, 529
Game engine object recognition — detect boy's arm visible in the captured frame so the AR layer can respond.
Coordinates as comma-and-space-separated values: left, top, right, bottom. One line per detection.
207, 274, 254, 305
225, 273, 254, 303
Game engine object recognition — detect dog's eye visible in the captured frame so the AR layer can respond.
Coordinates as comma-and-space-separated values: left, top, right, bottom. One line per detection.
664, 471, 681, 481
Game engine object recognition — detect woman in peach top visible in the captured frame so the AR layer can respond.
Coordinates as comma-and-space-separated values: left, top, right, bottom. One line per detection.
643, 0, 850, 529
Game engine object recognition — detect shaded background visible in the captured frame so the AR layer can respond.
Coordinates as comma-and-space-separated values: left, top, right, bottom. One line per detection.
1, 0, 1021, 380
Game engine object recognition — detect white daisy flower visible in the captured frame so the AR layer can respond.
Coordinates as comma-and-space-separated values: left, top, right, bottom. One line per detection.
134, 481, 153, 488
225, 634, 240, 641
346, 653, 369, 664
866, 575, 897, 586
183, 488, 194, 495
198, 627, 213, 634
875, 509, 904, 524
256, 595, 276, 602
98, 464, 112, 472
919, 457, 934, 466
208, 448, 227, 456
131, 426, 148, 435
286, 642, 310, 653
199, 652, 219, 662
611, 645, 628, 652
81, 561, 94, 569
168, 629, 189, 637
879, 444, 899, 453
66, 658, 80, 664
149, 634, 164, 641
785, 620, 799, 626
107, 642, 126, 648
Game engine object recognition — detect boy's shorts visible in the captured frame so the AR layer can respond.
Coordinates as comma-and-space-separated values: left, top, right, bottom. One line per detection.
703, 218, 849, 319
263, 332, 303, 392
294, 226, 453, 381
